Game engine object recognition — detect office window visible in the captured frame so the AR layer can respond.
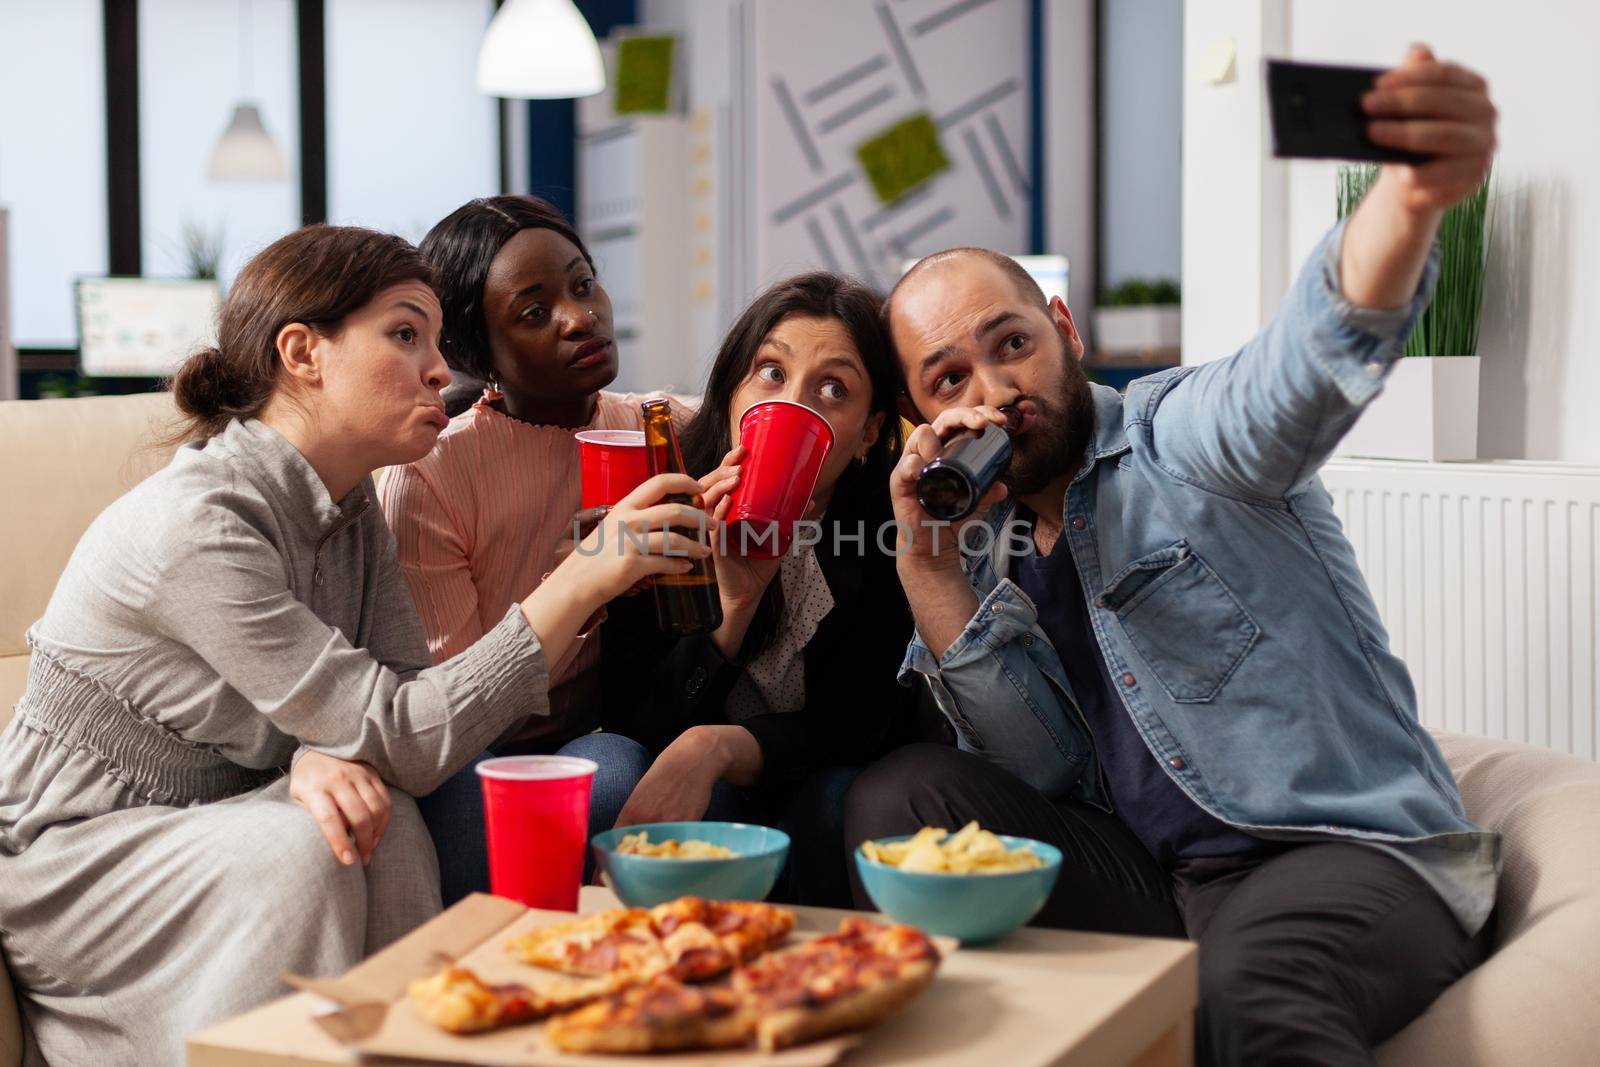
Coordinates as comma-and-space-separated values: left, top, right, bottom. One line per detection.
326, 0, 499, 241
0, 0, 108, 346
1098, 0, 1183, 291
138, 0, 301, 288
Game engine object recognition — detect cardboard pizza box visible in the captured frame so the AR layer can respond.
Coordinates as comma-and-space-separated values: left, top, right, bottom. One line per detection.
188, 886, 1198, 1067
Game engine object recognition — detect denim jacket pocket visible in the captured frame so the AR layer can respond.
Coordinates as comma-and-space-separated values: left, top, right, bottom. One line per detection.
1098, 540, 1260, 703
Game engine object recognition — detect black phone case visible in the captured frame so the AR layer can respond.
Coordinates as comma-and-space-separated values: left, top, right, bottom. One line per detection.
1266, 59, 1431, 165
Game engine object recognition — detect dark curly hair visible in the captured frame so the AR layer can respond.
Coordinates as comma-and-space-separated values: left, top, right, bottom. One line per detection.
418, 195, 593, 381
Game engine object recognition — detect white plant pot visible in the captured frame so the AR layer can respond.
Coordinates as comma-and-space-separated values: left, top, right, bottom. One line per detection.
1335, 355, 1480, 462
1094, 305, 1181, 357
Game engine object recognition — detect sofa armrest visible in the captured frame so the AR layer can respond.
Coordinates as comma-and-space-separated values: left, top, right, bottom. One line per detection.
1378, 730, 1600, 1064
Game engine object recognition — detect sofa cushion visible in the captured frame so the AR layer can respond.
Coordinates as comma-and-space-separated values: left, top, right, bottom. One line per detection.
1, 395, 180, 736
1378, 731, 1600, 1065
0, 394, 177, 665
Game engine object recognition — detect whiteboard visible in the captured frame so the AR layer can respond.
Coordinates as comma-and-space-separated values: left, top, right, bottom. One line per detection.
753, 0, 1034, 293
76, 277, 222, 377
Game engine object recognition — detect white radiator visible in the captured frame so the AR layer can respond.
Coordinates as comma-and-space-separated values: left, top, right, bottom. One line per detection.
1321, 460, 1600, 760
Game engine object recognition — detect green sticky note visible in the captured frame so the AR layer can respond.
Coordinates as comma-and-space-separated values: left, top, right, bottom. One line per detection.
615, 36, 675, 114
856, 113, 950, 205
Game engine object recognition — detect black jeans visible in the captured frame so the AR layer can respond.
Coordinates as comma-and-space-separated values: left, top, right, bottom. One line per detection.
844, 744, 1489, 1067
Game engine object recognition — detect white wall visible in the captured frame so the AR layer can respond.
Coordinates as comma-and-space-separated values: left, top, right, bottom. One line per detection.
1100, 0, 1182, 289
1184, 0, 1600, 464
1180, 0, 1286, 369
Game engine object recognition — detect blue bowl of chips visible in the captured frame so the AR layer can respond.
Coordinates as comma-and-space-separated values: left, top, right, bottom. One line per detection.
854, 828, 1062, 943
590, 822, 790, 908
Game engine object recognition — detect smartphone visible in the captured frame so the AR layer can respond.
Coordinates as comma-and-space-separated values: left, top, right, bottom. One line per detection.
1265, 59, 1431, 165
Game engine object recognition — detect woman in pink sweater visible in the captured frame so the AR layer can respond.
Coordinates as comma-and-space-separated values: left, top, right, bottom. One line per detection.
376, 196, 688, 903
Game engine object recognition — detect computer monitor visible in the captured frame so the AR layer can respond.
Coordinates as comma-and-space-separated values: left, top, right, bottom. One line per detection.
1007, 254, 1069, 306
900, 253, 1070, 306
76, 277, 222, 377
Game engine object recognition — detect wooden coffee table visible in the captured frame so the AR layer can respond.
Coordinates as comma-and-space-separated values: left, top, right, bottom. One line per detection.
188, 886, 1197, 1067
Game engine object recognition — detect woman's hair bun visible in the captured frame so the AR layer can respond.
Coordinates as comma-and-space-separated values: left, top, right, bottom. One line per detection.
170, 345, 238, 419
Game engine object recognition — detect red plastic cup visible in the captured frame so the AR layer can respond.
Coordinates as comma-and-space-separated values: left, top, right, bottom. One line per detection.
576, 430, 649, 509
726, 400, 835, 559
476, 755, 597, 911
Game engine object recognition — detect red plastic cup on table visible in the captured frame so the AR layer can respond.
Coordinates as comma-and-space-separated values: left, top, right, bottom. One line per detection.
576, 429, 649, 509
476, 755, 597, 911
725, 400, 835, 559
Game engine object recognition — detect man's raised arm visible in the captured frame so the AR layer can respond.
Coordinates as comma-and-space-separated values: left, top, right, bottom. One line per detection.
1150, 45, 1496, 502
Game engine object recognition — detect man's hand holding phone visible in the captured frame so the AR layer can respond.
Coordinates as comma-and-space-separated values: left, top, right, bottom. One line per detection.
1361, 45, 1498, 214
1334, 46, 1496, 310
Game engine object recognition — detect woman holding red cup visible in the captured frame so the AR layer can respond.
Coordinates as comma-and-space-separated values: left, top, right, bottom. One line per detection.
597, 272, 933, 907
375, 195, 689, 904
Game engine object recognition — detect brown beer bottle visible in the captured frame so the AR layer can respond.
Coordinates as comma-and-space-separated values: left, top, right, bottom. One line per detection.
640, 399, 723, 636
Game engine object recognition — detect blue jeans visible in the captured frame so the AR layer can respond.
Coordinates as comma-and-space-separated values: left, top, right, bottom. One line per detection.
418, 731, 651, 907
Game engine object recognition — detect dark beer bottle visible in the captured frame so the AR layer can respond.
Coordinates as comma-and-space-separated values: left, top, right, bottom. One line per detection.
640, 399, 724, 636
916, 416, 1015, 521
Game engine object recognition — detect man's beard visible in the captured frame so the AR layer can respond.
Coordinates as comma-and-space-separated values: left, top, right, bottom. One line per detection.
1000, 356, 1094, 497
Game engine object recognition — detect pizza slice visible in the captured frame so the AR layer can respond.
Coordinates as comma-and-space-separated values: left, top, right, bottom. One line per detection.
733, 917, 941, 1051
649, 897, 797, 965
508, 898, 796, 984
544, 974, 757, 1054
506, 907, 670, 979
406, 966, 623, 1035
657, 917, 738, 981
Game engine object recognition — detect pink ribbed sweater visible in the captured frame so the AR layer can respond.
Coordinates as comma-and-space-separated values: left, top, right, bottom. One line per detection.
377, 390, 689, 737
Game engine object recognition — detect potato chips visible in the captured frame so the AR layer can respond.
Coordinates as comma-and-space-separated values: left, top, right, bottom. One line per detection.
860, 822, 1044, 874
615, 832, 739, 860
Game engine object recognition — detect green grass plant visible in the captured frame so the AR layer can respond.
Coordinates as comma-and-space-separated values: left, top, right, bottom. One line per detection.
1336, 163, 1492, 357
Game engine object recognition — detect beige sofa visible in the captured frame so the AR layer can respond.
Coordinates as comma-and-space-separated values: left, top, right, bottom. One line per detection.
2, 394, 1598, 1065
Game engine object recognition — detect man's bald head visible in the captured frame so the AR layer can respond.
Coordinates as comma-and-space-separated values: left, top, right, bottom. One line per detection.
883, 247, 1051, 333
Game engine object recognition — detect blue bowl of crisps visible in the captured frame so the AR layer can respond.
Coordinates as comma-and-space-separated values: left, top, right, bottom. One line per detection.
854, 823, 1062, 943
590, 822, 791, 908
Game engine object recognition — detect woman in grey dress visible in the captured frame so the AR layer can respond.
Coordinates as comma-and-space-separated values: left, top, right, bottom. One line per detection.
0, 225, 713, 1066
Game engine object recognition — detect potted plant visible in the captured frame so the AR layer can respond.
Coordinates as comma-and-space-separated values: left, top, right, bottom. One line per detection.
1093, 278, 1181, 363
1333, 164, 1491, 462
180, 219, 225, 281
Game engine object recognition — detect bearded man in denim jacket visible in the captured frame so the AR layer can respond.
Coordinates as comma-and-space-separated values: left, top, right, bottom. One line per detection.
847, 46, 1500, 1066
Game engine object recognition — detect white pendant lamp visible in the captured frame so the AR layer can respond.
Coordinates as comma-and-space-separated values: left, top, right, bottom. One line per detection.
208, 103, 288, 181
477, 0, 606, 100
208, 0, 287, 182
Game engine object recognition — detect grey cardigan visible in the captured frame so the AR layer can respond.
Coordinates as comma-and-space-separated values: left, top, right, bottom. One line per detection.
0, 418, 549, 852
